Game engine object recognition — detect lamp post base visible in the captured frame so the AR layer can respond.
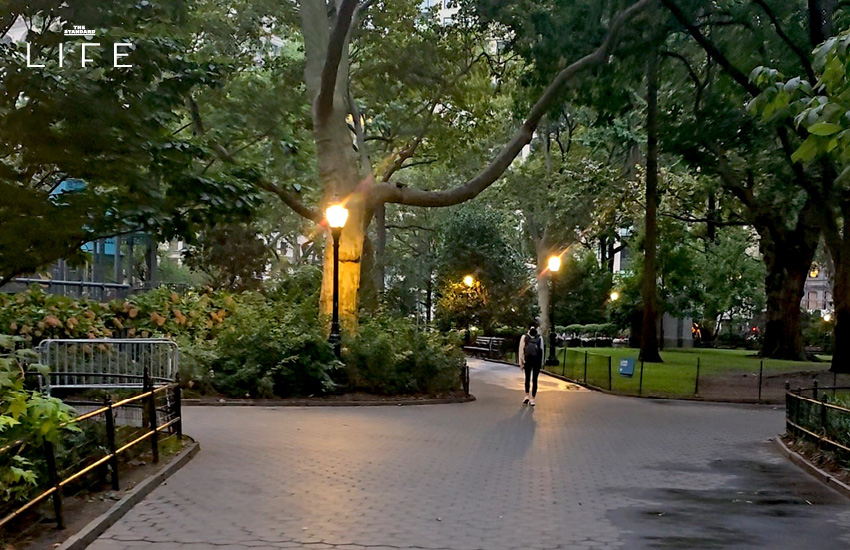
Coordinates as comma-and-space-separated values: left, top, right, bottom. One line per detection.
329, 327, 341, 359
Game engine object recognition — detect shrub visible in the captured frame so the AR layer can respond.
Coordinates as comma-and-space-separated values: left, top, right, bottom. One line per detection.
0, 335, 77, 506
343, 313, 464, 395
0, 285, 238, 345
194, 296, 339, 398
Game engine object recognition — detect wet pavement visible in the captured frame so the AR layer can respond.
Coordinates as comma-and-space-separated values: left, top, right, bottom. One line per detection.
87, 359, 850, 549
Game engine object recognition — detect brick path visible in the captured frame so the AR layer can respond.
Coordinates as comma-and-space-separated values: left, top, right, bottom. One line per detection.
88, 360, 850, 549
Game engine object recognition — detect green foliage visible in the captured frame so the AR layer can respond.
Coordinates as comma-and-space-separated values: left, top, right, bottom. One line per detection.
434, 205, 534, 330
0, 336, 78, 504
342, 313, 464, 396
199, 295, 338, 398
563, 323, 617, 336
803, 311, 835, 354
434, 280, 488, 332
552, 251, 613, 327
0, 0, 265, 282
0, 286, 238, 344
750, 29, 850, 182
183, 223, 272, 291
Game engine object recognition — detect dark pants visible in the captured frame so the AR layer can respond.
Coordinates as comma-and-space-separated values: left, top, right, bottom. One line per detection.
524, 361, 542, 397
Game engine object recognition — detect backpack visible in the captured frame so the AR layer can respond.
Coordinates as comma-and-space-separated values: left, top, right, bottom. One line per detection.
524, 335, 542, 364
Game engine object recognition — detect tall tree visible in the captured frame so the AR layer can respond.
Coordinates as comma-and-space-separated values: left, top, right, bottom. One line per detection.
290, 0, 655, 327
641, 37, 663, 361
658, 0, 833, 359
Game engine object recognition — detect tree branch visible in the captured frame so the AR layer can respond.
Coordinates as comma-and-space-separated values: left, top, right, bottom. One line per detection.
315, 0, 359, 122
258, 180, 322, 223
188, 96, 320, 223
371, 0, 655, 207
661, 0, 761, 97
753, 0, 816, 83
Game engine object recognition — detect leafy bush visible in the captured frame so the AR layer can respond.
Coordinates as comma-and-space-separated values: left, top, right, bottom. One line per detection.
3, 266, 465, 399
179, 266, 340, 398
199, 295, 339, 398
0, 285, 237, 345
0, 335, 77, 506
343, 313, 464, 395
802, 311, 834, 353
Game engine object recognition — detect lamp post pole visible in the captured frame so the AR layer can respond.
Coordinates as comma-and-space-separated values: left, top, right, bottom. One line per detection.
546, 255, 561, 366
325, 204, 348, 359
546, 276, 559, 366
330, 226, 342, 358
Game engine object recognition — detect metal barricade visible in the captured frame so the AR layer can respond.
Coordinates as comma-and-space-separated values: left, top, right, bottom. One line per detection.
37, 339, 178, 393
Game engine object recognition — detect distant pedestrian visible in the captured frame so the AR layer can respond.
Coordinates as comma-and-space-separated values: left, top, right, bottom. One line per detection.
518, 324, 544, 406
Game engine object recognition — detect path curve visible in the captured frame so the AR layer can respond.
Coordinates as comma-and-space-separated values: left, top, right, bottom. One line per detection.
88, 359, 850, 550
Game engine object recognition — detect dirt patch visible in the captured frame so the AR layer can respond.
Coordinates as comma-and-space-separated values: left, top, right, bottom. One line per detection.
0, 436, 187, 550
687, 369, 842, 404
782, 435, 850, 487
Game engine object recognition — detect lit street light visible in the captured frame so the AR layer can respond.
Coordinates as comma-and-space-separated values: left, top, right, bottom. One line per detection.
546, 254, 561, 366
610, 291, 619, 302
463, 275, 475, 287
326, 204, 349, 358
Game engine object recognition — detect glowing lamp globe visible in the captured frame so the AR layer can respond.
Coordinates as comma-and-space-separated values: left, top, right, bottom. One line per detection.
463, 275, 475, 287
548, 255, 562, 273
610, 291, 620, 301
326, 204, 349, 229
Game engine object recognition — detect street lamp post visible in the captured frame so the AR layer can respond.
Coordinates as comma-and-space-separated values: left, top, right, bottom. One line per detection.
326, 204, 349, 358
463, 275, 475, 342
546, 255, 561, 366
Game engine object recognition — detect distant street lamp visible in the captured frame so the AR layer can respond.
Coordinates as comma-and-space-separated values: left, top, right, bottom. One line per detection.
610, 291, 620, 302
546, 255, 561, 366
326, 204, 349, 358
463, 274, 475, 287
824, 312, 833, 322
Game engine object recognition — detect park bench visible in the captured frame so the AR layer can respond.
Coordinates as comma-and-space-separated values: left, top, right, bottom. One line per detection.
463, 336, 508, 359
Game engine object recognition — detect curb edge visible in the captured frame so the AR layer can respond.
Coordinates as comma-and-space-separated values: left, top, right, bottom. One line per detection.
183, 396, 476, 407
773, 436, 850, 500
57, 439, 201, 550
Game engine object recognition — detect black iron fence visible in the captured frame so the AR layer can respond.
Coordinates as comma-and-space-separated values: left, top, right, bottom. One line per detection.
538, 348, 845, 403
786, 382, 850, 459
0, 371, 182, 531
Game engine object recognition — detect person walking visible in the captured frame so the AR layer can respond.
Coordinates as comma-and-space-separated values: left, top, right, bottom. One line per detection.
518, 324, 545, 406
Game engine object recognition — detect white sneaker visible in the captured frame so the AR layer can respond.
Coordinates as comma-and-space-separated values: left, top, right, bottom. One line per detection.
529, 398, 536, 407
522, 394, 530, 405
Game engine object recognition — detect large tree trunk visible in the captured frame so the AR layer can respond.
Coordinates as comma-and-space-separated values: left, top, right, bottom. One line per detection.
374, 202, 386, 295
824, 201, 850, 372
832, 253, 850, 372
760, 244, 810, 360
757, 201, 820, 360
640, 41, 662, 363
536, 253, 552, 337
301, 0, 364, 329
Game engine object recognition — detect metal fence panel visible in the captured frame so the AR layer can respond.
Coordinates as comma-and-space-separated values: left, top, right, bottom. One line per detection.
37, 339, 178, 392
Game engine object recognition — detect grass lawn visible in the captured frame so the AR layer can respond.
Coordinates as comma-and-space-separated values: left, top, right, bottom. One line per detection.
538, 347, 836, 401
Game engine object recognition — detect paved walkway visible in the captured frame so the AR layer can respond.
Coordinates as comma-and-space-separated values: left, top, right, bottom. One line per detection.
89, 360, 850, 550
